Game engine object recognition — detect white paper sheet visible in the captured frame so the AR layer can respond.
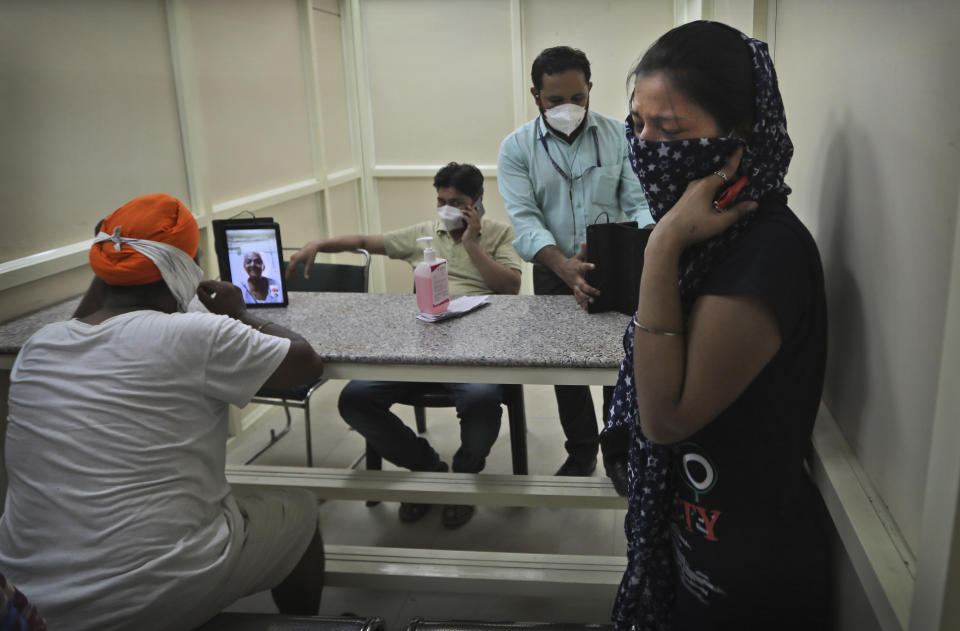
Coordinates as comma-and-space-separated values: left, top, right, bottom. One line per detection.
416, 295, 490, 322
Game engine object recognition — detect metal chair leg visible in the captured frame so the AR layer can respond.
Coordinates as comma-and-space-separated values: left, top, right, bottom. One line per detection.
414, 406, 427, 433
365, 442, 382, 506
244, 400, 294, 465
304, 396, 314, 467
505, 384, 528, 475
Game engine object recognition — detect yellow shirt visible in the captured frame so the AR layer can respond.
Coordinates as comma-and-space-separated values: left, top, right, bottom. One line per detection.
382, 218, 522, 295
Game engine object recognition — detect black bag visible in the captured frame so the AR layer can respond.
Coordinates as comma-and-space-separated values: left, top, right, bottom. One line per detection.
584, 220, 652, 315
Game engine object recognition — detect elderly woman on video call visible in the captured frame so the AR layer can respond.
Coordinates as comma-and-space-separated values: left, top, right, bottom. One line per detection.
239, 251, 282, 304
605, 21, 831, 630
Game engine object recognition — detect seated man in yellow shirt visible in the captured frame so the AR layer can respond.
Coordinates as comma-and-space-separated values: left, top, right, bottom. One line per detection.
287, 162, 521, 528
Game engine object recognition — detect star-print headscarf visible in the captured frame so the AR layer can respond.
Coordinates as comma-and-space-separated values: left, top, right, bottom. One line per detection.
608, 22, 793, 630
626, 22, 793, 312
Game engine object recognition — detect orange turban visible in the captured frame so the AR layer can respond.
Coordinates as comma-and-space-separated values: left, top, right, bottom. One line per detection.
89, 193, 199, 285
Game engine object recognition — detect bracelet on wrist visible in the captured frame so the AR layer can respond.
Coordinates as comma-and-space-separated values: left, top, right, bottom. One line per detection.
632, 316, 683, 337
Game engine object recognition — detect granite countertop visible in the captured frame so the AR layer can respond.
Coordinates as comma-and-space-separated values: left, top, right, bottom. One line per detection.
0, 293, 632, 370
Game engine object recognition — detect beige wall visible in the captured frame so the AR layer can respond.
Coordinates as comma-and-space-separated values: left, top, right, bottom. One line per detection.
776, 0, 960, 558
357, 0, 674, 294
0, 0, 358, 322
521, 0, 675, 122
314, 1, 357, 173
185, 0, 316, 205
773, 1, 960, 628
0, 0, 188, 265
362, 0, 515, 167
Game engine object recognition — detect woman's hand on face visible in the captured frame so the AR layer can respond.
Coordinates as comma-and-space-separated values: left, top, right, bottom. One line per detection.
652, 146, 758, 251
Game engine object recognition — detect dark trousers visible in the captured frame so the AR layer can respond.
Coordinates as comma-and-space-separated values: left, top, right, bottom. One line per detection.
338, 380, 503, 473
533, 264, 629, 467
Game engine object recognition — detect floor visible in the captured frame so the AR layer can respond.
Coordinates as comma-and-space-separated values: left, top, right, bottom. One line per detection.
224, 381, 627, 630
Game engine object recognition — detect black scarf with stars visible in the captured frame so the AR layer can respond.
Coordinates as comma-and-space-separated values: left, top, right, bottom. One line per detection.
624, 27, 794, 313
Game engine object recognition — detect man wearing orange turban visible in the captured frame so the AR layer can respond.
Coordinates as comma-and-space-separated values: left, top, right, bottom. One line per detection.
0, 194, 327, 630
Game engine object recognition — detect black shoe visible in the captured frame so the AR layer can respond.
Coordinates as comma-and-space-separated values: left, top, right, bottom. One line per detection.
554, 456, 597, 476
605, 458, 629, 496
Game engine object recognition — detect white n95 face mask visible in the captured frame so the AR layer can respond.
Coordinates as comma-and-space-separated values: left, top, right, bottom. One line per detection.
437, 205, 465, 231
544, 103, 586, 136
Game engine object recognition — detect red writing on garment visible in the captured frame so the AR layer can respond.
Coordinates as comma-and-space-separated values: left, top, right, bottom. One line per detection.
675, 498, 722, 542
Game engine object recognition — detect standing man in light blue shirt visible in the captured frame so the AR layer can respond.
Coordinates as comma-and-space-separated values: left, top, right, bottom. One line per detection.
497, 46, 650, 494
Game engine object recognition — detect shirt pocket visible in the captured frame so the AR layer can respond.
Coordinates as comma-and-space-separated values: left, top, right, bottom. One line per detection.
589, 164, 621, 209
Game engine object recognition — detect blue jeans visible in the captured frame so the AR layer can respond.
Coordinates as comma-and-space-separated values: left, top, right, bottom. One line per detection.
337, 381, 503, 473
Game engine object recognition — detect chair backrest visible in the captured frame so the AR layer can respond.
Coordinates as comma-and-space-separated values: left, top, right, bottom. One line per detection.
282, 248, 370, 293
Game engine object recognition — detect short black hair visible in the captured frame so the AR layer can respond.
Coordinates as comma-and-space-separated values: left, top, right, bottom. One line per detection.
531, 46, 591, 91
433, 162, 483, 199
630, 21, 754, 136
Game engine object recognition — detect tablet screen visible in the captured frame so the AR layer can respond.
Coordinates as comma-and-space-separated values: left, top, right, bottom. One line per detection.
213, 220, 289, 308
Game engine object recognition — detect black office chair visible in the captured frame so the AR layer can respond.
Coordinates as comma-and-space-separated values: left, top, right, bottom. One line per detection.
365, 383, 528, 475
246, 248, 370, 466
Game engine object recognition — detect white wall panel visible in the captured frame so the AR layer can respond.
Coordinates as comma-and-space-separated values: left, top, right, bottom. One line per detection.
326, 180, 364, 256
361, 0, 515, 166
263, 194, 325, 250
185, 0, 314, 205
775, 0, 960, 556
521, 0, 674, 123
0, 0, 188, 263
313, 2, 357, 172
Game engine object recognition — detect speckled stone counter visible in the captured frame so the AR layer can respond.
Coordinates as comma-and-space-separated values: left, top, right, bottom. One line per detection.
0, 297, 81, 354
1, 293, 632, 381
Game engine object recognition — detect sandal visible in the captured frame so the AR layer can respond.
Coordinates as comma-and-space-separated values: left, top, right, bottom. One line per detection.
398, 502, 431, 523
442, 504, 475, 528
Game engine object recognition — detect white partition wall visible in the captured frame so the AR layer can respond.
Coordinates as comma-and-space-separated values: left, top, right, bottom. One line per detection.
354, 0, 674, 293
0, 0, 362, 322
771, 1, 960, 629
520, 0, 674, 122
0, 0, 190, 321
2, 1, 960, 629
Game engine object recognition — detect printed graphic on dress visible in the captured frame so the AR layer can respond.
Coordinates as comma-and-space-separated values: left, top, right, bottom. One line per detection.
674, 442, 722, 542
677, 443, 717, 502
673, 524, 726, 605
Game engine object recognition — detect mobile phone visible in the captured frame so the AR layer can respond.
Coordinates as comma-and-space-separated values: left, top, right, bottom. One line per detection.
714, 175, 749, 210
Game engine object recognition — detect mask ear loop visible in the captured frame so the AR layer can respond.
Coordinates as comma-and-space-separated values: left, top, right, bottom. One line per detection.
593, 211, 611, 224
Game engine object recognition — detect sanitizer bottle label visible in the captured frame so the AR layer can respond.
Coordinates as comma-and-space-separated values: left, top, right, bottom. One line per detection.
430, 261, 449, 306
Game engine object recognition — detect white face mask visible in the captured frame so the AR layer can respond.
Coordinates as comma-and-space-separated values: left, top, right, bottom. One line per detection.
544, 103, 587, 136
437, 205, 465, 232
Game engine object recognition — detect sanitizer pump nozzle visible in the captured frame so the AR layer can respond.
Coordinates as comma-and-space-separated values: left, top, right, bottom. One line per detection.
417, 236, 436, 262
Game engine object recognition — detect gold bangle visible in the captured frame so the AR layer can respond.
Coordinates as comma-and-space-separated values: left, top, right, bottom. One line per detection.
632, 317, 682, 337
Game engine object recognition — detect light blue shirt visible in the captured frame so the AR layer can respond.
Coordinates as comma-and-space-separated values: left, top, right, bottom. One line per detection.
497, 110, 651, 261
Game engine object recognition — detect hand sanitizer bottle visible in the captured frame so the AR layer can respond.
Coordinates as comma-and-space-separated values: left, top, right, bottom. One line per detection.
414, 236, 450, 315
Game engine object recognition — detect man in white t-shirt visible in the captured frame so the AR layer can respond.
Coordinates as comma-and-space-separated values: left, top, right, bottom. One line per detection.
0, 194, 326, 630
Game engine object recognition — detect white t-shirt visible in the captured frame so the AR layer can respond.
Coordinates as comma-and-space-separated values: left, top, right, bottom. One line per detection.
0, 310, 290, 630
